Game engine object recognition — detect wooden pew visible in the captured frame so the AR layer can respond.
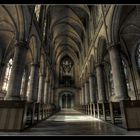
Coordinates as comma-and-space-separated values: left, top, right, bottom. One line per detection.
104, 102, 110, 121
26, 102, 35, 126
120, 100, 140, 130
109, 102, 122, 124
97, 102, 110, 121
94, 103, 98, 118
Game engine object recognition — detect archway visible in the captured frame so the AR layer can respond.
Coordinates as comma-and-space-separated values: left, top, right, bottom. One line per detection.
59, 91, 74, 109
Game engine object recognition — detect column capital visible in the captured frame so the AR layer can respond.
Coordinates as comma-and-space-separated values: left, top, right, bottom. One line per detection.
107, 42, 120, 51
15, 40, 29, 50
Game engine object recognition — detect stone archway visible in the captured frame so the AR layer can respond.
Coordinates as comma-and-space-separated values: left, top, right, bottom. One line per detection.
59, 91, 74, 109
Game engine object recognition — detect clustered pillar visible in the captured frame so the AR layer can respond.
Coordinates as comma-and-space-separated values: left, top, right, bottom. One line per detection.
27, 63, 39, 102
43, 79, 49, 104
108, 44, 130, 101
37, 74, 45, 103
89, 74, 96, 115
96, 64, 107, 103
21, 71, 30, 100
82, 85, 85, 105
78, 42, 131, 122
4, 41, 28, 100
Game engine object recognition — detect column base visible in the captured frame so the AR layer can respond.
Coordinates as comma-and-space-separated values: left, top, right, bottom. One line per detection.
4, 96, 21, 101
0, 100, 27, 131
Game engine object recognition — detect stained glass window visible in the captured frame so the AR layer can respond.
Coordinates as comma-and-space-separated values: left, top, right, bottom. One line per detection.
61, 56, 73, 74
60, 56, 74, 86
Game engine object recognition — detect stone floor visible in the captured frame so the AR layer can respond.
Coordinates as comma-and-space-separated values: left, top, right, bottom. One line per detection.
1, 109, 140, 136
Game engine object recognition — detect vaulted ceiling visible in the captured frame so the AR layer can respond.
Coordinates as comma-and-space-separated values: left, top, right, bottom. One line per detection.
47, 5, 91, 64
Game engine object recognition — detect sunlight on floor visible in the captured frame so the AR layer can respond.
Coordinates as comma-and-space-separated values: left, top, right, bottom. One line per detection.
47, 109, 101, 122
50, 116, 100, 122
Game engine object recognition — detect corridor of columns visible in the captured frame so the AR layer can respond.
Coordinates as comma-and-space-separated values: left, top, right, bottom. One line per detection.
0, 4, 140, 136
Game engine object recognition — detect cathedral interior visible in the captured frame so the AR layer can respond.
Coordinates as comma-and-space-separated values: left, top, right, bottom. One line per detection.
0, 4, 140, 136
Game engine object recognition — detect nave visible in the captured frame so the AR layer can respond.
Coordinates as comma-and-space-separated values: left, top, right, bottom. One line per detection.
0, 4, 140, 135
0, 109, 140, 136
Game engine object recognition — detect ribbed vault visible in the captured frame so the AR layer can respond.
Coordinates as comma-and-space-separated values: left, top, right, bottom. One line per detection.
47, 5, 90, 85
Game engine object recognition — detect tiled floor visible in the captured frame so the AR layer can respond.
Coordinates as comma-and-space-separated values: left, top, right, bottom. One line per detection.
1, 109, 140, 136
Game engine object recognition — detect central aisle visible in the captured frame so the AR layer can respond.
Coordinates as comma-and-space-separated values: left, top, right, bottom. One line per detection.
47, 109, 97, 122
0, 109, 140, 135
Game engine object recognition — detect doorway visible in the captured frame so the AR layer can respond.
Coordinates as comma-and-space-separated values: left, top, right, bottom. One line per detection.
60, 92, 74, 109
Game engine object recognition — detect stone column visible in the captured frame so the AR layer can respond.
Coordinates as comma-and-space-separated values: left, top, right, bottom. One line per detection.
0, 62, 5, 79
37, 74, 45, 103
84, 82, 88, 105
82, 85, 85, 105
89, 74, 97, 103
84, 81, 89, 114
27, 63, 39, 102
80, 89, 82, 105
4, 41, 28, 100
0, 62, 5, 91
81, 88, 83, 105
89, 75, 93, 103
96, 64, 107, 103
89, 74, 95, 115
21, 71, 30, 100
47, 83, 51, 104
108, 44, 130, 101
50, 87, 54, 104
43, 79, 49, 104
85, 81, 90, 104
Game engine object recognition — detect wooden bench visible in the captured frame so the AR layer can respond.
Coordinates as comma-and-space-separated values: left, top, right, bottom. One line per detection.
109, 102, 122, 124
97, 102, 110, 121
93, 103, 98, 118
120, 100, 140, 130
26, 102, 35, 126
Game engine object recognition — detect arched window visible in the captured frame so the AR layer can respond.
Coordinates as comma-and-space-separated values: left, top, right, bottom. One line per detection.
61, 56, 73, 75
35, 5, 41, 21
136, 44, 140, 74
2, 59, 13, 92
59, 56, 74, 87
